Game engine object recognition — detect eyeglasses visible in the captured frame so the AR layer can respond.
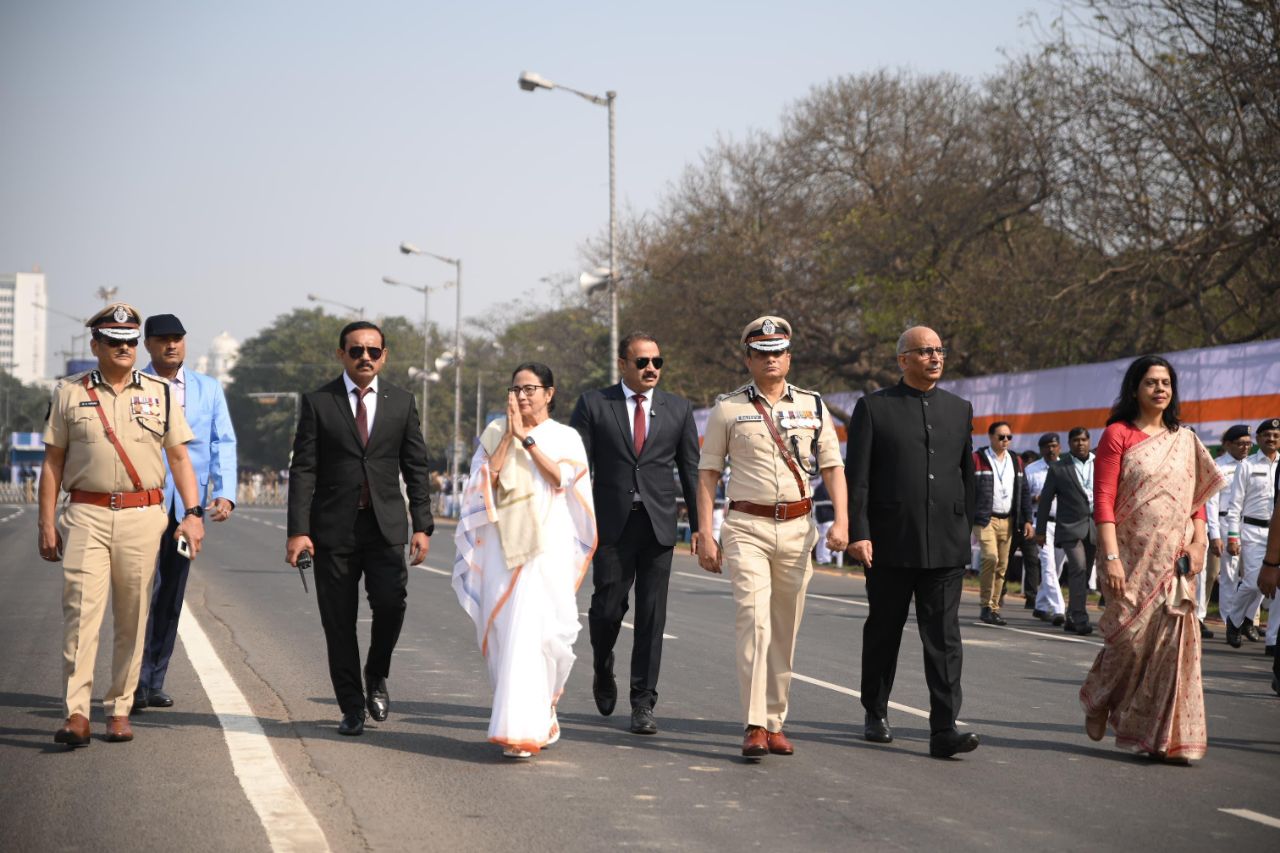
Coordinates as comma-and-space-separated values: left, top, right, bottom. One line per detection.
995, 434, 1013, 442
94, 334, 138, 348
902, 346, 947, 359
346, 346, 384, 360
630, 357, 664, 370
508, 385, 547, 397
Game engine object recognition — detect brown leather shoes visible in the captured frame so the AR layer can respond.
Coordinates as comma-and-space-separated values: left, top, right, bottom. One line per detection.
1085, 712, 1107, 742
54, 713, 91, 747
742, 725, 768, 758
105, 715, 133, 743
766, 729, 794, 755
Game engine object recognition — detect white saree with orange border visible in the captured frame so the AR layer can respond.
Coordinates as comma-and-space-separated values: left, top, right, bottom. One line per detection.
452, 418, 597, 754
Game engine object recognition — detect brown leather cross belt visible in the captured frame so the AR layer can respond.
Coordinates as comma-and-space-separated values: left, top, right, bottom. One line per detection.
729, 498, 813, 521
70, 488, 164, 510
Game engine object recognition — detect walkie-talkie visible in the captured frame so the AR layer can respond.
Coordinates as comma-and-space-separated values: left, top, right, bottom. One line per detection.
296, 550, 313, 593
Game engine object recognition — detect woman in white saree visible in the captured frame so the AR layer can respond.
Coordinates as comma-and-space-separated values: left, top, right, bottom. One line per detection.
452, 363, 597, 759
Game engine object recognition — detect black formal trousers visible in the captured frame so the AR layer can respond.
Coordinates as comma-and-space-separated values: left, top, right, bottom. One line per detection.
1016, 538, 1040, 598
1058, 533, 1096, 629
860, 565, 965, 733
588, 503, 673, 711
139, 507, 191, 691
313, 508, 408, 716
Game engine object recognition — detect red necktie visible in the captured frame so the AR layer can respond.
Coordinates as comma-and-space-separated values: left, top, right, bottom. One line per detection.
355, 387, 372, 507
355, 387, 372, 445
633, 394, 646, 455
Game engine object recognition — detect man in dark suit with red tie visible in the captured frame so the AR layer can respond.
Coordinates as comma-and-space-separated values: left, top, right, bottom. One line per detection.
286, 322, 433, 736
571, 332, 701, 735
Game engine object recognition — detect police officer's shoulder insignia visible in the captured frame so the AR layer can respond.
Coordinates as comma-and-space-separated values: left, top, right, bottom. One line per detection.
716, 382, 754, 404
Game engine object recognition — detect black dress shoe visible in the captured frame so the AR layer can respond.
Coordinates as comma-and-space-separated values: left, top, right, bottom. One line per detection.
979, 607, 996, 624
1065, 620, 1093, 636
630, 707, 658, 735
1226, 618, 1242, 648
1199, 621, 1214, 640
592, 657, 617, 717
863, 713, 893, 743
1242, 620, 1262, 642
1033, 609, 1048, 621
365, 673, 389, 722
338, 711, 365, 736
1023, 596, 1035, 610
131, 690, 147, 714
147, 689, 174, 708
1266, 645, 1276, 658
929, 728, 980, 758
1052, 614, 1066, 626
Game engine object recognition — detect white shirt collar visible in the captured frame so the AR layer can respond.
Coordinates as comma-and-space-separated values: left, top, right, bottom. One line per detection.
621, 382, 653, 402
343, 373, 379, 397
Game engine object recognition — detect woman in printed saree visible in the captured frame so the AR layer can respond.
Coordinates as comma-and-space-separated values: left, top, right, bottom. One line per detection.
1081, 356, 1225, 763
452, 362, 597, 759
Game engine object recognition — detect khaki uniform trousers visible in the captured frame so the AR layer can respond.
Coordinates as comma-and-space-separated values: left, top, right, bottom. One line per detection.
58, 502, 168, 719
721, 511, 817, 731
977, 517, 1012, 612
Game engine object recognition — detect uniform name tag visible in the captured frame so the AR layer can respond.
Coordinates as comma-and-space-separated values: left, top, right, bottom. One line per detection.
736, 414, 764, 422
78, 401, 101, 408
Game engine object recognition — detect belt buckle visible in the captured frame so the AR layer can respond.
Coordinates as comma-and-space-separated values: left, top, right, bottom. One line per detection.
774, 502, 787, 521
109, 492, 122, 510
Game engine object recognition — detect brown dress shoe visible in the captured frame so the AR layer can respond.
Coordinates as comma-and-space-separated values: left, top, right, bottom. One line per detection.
766, 729, 794, 755
105, 715, 134, 743
1085, 712, 1107, 742
54, 713, 91, 747
742, 725, 768, 758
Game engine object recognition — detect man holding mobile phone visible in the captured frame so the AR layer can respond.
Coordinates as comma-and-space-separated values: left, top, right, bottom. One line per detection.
38, 304, 205, 747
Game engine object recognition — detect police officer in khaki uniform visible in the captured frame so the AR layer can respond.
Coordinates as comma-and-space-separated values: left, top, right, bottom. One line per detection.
37, 303, 205, 747
694, 316, 847, 759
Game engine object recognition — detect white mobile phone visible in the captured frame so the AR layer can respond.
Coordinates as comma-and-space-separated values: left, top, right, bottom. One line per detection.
176, 535, 192, 558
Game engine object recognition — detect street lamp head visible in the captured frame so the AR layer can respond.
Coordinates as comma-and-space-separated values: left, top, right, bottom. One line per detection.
518, 71, 555, 92
399, 241, 421, 255
306, 293, 319, 302
381, 276, 400, 286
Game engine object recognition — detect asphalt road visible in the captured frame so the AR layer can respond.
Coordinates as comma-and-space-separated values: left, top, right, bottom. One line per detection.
1, 503, 1277, 852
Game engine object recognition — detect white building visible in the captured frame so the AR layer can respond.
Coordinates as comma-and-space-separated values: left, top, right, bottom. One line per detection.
0, 272, 48, 383
194, 331, 239, 385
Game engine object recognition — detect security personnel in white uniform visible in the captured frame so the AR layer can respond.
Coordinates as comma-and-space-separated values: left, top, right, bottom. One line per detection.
1224, 418, 1279, 650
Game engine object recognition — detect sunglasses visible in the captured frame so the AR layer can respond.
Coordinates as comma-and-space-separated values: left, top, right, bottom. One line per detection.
629, 357, 664, 370
995, 434, 1013, 441
94, 334, 138, 347
346, 346, 384, 360
509, 385, 547, 397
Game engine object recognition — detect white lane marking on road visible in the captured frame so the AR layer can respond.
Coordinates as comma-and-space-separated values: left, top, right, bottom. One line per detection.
969, 621, 1102, 647
1218, 808, 1280, 830
790, 673, 967, 726
178, 602, 330, 852
0, 507, 25, 522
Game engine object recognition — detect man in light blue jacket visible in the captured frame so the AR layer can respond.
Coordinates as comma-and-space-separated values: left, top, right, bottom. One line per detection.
135, 314, 238, 710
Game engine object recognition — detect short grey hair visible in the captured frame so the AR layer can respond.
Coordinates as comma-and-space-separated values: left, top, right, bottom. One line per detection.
896, 329, 912, 355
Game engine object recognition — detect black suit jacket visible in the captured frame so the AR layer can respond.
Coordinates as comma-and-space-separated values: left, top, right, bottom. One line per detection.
845, 380, 976, 568
287, 376, 433, 550
1035, 456, 1094, 545
570, 384, 700, 547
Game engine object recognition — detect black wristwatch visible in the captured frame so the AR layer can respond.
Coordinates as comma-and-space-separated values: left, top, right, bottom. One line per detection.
184, 505, 205, 519
522, 436, 536, 449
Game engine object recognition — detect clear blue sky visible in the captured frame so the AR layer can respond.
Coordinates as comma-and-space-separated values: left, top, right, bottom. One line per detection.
1, 1, 1058, 369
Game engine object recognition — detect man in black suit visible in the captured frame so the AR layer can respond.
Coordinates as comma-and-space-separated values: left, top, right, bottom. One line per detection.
846, 325, 980, 758
286, 321, 433, 736
570, 332, 701, 735
1035, 426, 1096, 636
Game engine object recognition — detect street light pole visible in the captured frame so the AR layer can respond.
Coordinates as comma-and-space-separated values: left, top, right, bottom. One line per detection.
518, 71, 620, 384
383, 275, 451, 450
400, 242, 465, 515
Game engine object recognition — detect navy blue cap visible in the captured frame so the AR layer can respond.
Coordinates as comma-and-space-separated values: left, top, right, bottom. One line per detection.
1257, 418, 1280, 435
1037, 432, 1060, 447
1222, 424, 1250, 442
144, 314, 187, 338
